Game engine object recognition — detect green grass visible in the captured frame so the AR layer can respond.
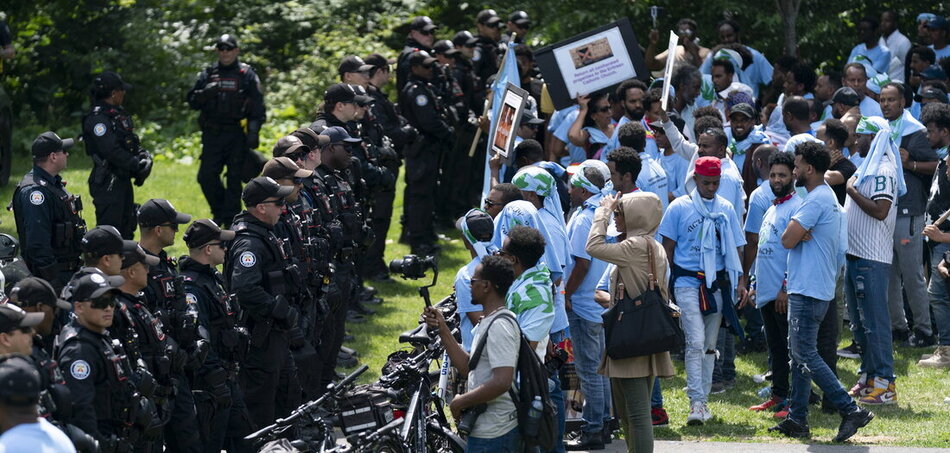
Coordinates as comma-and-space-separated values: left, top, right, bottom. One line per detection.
2, 153, 949, 447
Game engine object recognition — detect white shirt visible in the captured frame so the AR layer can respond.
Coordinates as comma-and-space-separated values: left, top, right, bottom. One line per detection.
845, 155, 898, 263
881, 32, 911, 77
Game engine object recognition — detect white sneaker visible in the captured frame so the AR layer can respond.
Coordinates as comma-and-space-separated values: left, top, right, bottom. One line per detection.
686, 402, 705, 425
701, 403, 714, 422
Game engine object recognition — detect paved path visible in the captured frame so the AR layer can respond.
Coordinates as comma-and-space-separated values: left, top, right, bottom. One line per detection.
567, 440, 950, 452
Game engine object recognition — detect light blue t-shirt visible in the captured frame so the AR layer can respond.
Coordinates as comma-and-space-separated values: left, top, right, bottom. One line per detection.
930, 44, 950, 62
553, 108, 587, 165
596, 264, 615, 292
0, 418, 76, 453
660, 152, 689, 197
454, 256, 482, 350
539, 208, 571, 334
601, 117, 660, 161
787, 184, 841, 301
658, 194, 746, 288
753, 195, 802, 305
849, 43, 892, 75
637, 152, 670, 211
859, 96, 883, 117
700, 45, 772, 98
564, 199, 610, 323
744, 180, 776, 235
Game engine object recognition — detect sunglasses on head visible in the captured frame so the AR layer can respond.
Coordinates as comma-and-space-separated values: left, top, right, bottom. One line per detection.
90, 295, 117, 310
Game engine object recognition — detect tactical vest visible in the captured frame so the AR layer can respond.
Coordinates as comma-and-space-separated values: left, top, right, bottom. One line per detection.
115, 295, 182, 385
316, 166, 360, 247
227, 219, 299, 299
399, 79, 446, 130
181, 265, 247, 369
84, 103, 139, 157
200, 62, 252, 124
32, 345, 70, 422
146, 254, 199, 348
10, 171, 86, 273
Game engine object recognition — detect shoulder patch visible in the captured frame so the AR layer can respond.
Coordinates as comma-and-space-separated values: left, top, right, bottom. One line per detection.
185, 293, 198, 305
415, 94, 428, 107
239, 251, 256, 268
70, 360, 91, 380
473, 47, 482, 62
29, 190, 44, 205
93, 123, 107, 137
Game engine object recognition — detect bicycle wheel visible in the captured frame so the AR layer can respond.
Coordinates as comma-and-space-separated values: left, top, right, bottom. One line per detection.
367, 436, 406, 453
425, 423, 465, 453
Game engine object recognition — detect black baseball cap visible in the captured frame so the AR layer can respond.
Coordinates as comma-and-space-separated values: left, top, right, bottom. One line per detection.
830, 87, 860, 107
81, 226, 139, 256
31, 131, 74, 158
324, 83, 357, 104
320, 126, 362, 145
508, 11, 530, 27
137, 199, 192, 228
0, 302, 44, 334
242, 176, 293, 207
432, 40, 459, 55
352, 85, 373, 106
215, 34, 239, 48
364, 53, 394, 69
272, 135, 309, 158
456, 209, 494, 243
0, 354, 41, 407
93, 71, 132, 92
184, 219, 236, 249
339, 56, 374, 75
919, 87, 949, 104
63, 272, 123, 303
121, 244, 161, 269
290, 127, 330, 149
728, 103, 756, 119
9, 277, 71, 310
453, 31, 478, 47
409, 16, 438, 32
477, 9, 501, 26
925, 16, 949, 31
408, 50, 437, 67
262, 157, 313, 180
519, 111, 544, 126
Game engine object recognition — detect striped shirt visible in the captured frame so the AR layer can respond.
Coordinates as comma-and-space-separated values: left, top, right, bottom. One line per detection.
844, 155, 898, 264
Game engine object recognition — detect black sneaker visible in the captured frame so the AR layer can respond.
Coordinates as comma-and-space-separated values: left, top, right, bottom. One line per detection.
892, 328, 910, 343
834, 407, 874, 443
837, 342, 862, 359
769, 418, 811, 438
565, 431, 604, 451
907, 329, 936, 348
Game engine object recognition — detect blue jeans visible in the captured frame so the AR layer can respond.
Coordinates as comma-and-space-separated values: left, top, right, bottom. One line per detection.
787, 294, 857, 424
713, 326, 736, 383
675, 286, 723, 404
466, 426, 522, 452
845, 258, 895, 382
928, 242, 950, 346
651, 377, 663, 408
547, 330, 567, 453
567, 312, 610, 433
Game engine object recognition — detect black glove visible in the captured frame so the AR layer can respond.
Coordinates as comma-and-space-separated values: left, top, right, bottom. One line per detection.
286, 306, 300, 328
134, 152, 153, 187
270, 295, 290, 320
194, 81, 219, 103
247, 120, 262, 150
63, 425, 99, 453
288, 326, 306, 349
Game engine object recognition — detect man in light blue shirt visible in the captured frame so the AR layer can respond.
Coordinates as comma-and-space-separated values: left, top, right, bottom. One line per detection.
848, 17, 892, 76
601, 79, 659, 160
700, 19, 773, 99
550, 105, 587, 165
0, 355, 77, 453
774, 141, 871, 442
617, 122, 669, 209
453, 209, 496, 350
843, 63, 884, 118
924, 16, 950, 61
563, 165, 611, 449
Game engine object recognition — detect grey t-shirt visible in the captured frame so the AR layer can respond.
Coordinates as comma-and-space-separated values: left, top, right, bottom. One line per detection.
898, 131, 938, 216
468, 308, 520, 438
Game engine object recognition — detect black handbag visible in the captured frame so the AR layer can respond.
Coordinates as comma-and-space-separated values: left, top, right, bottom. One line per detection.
602, 243, 684, 360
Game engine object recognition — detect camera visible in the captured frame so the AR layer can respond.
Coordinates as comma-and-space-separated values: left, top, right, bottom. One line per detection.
389, 254, 436, 280
456, 403, 487, 436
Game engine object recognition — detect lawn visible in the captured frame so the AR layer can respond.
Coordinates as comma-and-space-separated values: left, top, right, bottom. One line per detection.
1, 151, 948, 447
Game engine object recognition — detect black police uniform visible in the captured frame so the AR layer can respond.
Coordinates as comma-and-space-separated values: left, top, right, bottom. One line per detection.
447, 56, 485, 211
82, 101, 148, 239
359, 92, 403, 278
399, 74, 453, 253
187, 60, 266, 226
11, 166, 85, 291
31, 341, 99, 452
56, 319, 154, 452
225, 211, 301, 426
472, 35, 501, 93
179, 256, 253, 453
396, 38, 432, 93
0, 21, 11, 49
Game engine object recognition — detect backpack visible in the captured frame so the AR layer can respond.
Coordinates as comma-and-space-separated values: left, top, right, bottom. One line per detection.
469, 311, 558, 451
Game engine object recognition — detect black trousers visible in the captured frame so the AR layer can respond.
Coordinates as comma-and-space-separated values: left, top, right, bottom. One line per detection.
198, 129, 246, 225
314, 265, 354, 394
162, 375, 202, 453
90, 175, 136, 239
362, 188, 396, 277
239, 329, 297, 428
195, 377, 253, 453
402, 140, 441, 247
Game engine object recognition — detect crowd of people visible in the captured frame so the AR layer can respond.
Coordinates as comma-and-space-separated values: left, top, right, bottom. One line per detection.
0, 6, 948, 453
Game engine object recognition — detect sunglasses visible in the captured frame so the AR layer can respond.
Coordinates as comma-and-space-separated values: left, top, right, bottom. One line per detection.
216, 45, 236, 51
483, 198, 500, 207
261, 198, 286, 207
206, 241, 227, 249
90, 295, 117, 310
594, 106, 611, 113
159, 223, 180, 232
419, 30, 434, 36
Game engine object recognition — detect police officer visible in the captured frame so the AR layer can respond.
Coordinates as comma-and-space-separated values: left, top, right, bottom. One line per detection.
396, 16, 438, 92
451, 31, 483, 115
56, 273, 154, 452
311, 83, 362, 137
187, 34, 266, 227
83, 71, 152, 239
180, 219, 253, 453
399, 51, 453, 255
339, 55, 373, 88
226, 177, 300, 426
11, 132, 85, 292
503, 10, 531, 45
78, 225, 138, 278
136, 199, 206, 452
473, 10, 504, 92
10, 277, 73, 358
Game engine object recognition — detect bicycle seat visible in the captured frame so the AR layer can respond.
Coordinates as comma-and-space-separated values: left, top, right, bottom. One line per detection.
398, 324, 432, 345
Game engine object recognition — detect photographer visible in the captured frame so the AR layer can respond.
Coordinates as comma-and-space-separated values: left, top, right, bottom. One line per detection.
424, 255, 521, 452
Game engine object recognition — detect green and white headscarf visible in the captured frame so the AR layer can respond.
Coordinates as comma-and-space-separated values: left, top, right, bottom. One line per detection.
457, 208, 496, 258
569, 159, 612, 194
854, 115, 906, 196
513, 166, 563, 222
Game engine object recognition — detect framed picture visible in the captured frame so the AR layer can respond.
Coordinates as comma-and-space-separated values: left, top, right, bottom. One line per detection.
535, 18, 649, 111
490, 83, 529, 160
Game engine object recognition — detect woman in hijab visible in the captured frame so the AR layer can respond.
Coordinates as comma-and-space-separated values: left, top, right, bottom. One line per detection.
586, 191, 675, 453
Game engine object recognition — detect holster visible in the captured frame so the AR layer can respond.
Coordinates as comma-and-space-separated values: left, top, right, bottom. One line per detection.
249, 318, 272, 348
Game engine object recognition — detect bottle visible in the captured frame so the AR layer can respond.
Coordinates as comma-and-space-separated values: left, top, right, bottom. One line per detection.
523, 396, 544, 438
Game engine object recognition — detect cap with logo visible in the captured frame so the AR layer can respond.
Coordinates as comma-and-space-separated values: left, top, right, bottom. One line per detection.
215, 34, 239, 48
831, 87, 860, 107
477, 9, 501, 26
0, 354, 42, 407
93, 71, 132, 93
453, 31, 478, 47
508, 11, 530, 27
31, 131, 74, 158
324, 83, 357, 104
408, 50, 437, 67
409, 16, 438, 32
320, 126, 362, 145
63, 272, 124, 303
352, 85, 373, 106
242, 176, 293, 207
728, 103, 756, 119
137, 199, 192, 228
184, 219, 236, 249
339, 56, 374, 75
262, 157, 313, 180
9, 277, 71, 310
0, 302, 44, 334
81, 226, 139, 256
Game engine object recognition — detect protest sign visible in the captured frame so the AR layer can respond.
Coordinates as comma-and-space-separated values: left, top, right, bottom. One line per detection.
660, 31, 677, 111
535, 18, 648, 110
490, 83, 529, 160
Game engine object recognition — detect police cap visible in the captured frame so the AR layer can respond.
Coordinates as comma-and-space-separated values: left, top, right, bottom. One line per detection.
137, 199, 192, 228
215, 34, 239, 49
509, 11, 531, 28
81, 226, 139, 256
63, 272, 124, 304
242, 176, 293, 207
184, 219, 236, 249
262, 157, 313, 180
408, 50, 437, 68
339, 56, 374, 76
121, 244, 161, 270
453, 31, 478, 48
0, 302, 44, 334
409, 16, 438, 32
0, 355, 41, 407
9, 277, 71, 310
432, 40, 459, 56
31, 131, 74, 158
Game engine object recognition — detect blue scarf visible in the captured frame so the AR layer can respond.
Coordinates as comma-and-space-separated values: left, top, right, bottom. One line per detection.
690, 190, 743, 290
